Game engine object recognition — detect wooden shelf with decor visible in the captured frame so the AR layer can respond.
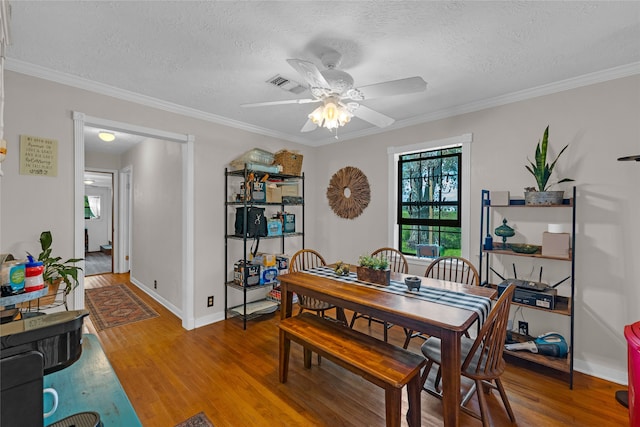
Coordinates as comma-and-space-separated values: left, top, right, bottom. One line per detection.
482, 245, 573, 261
504, 331, 571, 373
487, 283, 572, 316
493, 197, 574, 207
479, 186, 576, 388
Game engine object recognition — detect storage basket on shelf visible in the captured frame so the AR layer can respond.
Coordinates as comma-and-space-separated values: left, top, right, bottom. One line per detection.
273, 150, 303, 176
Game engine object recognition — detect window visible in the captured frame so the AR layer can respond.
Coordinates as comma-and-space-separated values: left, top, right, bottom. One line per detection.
387, 133, 472, 260
398, 147, 461, 257
85, 195, 101, 220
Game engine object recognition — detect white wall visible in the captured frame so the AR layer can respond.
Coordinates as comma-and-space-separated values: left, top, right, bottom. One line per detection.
1, 70, 311, 323
1, 70, 638, 385
122, 138, 183, 307
313, 75, 640, 384
85, 151, 122, 170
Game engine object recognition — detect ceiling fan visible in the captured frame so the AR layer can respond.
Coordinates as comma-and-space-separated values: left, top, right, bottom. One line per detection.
241, 52, 427, 133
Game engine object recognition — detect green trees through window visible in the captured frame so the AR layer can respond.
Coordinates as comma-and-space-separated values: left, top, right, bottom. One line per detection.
397, 147, 462, 257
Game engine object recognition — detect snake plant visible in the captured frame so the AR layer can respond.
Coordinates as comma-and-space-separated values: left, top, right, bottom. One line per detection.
525, 125, 573, 191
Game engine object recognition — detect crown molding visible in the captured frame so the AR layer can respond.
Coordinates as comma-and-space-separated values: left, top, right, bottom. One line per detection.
398, 62, 640, 129
308, 62, 640, 146
5, 58, 307, 145
7, 59, 640, 148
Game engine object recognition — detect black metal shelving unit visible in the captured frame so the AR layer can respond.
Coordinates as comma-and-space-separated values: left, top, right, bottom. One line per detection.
479, 186, 576, 388
224, 167, 305, 329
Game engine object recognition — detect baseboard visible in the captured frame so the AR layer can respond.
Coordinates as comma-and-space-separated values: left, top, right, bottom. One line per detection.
574, 358, 627, 386
129, 275, 181, 319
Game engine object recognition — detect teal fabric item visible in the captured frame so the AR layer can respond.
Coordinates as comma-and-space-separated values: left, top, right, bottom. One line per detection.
44, 334, 142, 426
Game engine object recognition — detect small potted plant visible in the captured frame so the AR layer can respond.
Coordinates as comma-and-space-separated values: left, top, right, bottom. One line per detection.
334, 261, 350, 276
32, 231, 83, 304
524, 125, 574, 205
356, 254, 390, 286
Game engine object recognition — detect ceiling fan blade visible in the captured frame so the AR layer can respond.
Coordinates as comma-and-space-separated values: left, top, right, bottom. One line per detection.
358, 77, 427, 100
353, 105, 395, 128
287, 59, 331, 89
241, 98, 320, 107
300, 118, 317, 133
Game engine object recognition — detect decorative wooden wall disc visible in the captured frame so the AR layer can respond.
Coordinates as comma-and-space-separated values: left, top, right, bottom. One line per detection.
326, 166, 370, 219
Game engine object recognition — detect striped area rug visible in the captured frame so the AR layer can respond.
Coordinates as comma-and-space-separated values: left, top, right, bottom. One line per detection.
85, 284, 158, 331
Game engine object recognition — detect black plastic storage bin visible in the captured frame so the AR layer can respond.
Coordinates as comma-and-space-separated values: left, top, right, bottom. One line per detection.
0, 351, 44, 427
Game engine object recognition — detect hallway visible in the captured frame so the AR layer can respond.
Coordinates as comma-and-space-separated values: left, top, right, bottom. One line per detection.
84, 251, 111, 276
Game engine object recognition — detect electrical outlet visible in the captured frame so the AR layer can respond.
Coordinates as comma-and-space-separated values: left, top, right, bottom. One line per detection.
207, 296, 214, 307
154, 280, 157, 289
518, 321, 529, 337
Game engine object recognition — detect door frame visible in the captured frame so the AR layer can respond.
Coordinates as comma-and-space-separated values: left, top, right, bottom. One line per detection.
119, 165, 132, 273
84, 168, 117, 273
73, 111, 196, 330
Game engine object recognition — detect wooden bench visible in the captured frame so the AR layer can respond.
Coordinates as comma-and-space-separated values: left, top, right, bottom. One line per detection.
279, 312, 426, 427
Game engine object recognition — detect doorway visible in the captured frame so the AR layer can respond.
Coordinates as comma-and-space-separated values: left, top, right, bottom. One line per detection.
84, 170, 114, 276
73, 112, 195, 330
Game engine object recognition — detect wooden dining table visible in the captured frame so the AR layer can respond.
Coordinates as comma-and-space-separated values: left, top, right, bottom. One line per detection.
278, 267, 497, 427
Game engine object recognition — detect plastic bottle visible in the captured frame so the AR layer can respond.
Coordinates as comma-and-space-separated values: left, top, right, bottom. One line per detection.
24, 255, 45, 292
1, 260, 25, 294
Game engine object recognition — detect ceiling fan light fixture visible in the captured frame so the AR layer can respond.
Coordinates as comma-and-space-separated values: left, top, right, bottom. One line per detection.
308, 100, 353, 131
98, 131, 116, 142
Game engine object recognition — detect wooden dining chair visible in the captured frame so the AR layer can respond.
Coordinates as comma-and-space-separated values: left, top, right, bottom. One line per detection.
423, 256, 480, 286
349, 247, 408, 342
289, 249, 337, 318
289, 249, 341, 365
403, 256, 480, 349
419, 284, 516, 427
370, 247, 409, 275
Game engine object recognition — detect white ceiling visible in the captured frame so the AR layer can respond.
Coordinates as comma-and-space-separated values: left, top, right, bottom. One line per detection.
5, 1, 640, 147
84, 170, 113, 189
84, 126, 147, 156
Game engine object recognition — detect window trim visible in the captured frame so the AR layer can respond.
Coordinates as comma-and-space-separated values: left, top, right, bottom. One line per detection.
387, 133, 473, 261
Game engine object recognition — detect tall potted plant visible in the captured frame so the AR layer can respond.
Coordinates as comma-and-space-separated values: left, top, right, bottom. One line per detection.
33, 231, 83, 304
524, 125, 574, 205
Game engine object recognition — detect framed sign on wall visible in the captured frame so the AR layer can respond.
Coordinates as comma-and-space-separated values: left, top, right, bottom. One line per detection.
19, 135, 58, 177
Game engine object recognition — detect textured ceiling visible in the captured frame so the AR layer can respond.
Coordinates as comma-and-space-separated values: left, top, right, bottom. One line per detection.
6, 1, 640, 146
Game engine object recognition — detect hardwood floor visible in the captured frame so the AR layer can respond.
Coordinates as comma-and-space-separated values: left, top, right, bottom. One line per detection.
84, 273, 628, 426
84, 251, 112, 276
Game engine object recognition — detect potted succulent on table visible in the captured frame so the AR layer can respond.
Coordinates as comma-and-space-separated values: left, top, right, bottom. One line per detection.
356, 255, 390, 286
524, 125, 574, 205
33, 231, 83, 305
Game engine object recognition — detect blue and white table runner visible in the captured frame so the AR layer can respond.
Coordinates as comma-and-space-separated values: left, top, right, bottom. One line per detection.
303, 266, 493, 325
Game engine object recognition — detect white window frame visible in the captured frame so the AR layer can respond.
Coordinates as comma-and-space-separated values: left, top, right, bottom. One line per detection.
387, 133, 473, 264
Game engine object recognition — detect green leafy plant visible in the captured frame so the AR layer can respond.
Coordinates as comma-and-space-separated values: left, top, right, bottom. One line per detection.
525, 125, 574, 191
32, 231, 83, 296
358, 255, 389, 270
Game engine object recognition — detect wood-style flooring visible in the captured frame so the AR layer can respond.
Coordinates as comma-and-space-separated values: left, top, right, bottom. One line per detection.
84, 273, 628, 426
84, 251, 112, 276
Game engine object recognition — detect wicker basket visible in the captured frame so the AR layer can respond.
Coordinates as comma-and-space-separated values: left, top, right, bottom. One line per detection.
273, 150, 303, 176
